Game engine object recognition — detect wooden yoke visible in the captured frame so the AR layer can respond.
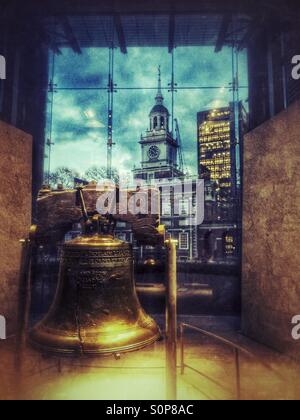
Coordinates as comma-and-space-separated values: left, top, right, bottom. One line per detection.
34, 182, 164, 246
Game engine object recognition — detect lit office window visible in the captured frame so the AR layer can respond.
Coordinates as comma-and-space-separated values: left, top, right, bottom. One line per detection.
179, 232, 189, 250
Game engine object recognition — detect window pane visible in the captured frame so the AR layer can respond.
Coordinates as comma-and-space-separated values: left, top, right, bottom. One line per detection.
52, 48, 109, 88
175, 46, 234, 87
114, 47, 172, 88
45, 90, 107, 179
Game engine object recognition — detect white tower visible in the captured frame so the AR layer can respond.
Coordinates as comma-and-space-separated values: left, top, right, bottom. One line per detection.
133, 67, 184, 182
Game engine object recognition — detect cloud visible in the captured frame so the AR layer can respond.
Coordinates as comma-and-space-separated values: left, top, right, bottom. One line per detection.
47, 46, 248, 177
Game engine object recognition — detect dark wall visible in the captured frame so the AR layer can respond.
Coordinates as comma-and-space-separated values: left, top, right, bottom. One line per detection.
242, 101, 300, 360
0, 121, 32, 335
0, 12, 49, 209
248, 14, 300, 130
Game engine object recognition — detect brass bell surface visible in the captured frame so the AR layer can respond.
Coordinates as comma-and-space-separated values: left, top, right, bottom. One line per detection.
29, 234, 161, 356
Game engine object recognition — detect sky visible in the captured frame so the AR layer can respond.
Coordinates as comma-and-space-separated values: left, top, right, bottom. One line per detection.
45, 46, 248, 179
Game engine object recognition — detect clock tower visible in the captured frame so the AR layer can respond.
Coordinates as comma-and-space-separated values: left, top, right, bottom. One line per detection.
133, 67, 184, 182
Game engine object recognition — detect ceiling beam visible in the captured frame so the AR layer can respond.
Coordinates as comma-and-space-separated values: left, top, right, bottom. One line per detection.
215, 15, 232, 52
59, 16, 82, 54
114, 13, 127, 54
237, 14, 266, 51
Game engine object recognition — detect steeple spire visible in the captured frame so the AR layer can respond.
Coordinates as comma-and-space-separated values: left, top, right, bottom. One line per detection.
155, 65, 164, 105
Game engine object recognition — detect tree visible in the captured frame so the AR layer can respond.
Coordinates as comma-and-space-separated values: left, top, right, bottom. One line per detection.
84, 166, 120, 184
48, 167, 80, 189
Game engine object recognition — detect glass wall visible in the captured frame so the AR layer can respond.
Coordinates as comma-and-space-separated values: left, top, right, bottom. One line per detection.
39, 43, 249, 318
45, 46, 248, 180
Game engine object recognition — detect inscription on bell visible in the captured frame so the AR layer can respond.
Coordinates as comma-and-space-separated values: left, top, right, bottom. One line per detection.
63, 249, 132, 268
71, 269, 125, 290
74, 270, 108, 289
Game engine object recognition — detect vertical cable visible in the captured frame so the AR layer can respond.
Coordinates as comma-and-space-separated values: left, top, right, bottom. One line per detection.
107, 20, 116, 179
171, 49, 175, 137
47, 51, 56, 185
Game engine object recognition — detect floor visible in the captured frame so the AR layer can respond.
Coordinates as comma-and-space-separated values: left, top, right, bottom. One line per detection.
0, 316, 299, 400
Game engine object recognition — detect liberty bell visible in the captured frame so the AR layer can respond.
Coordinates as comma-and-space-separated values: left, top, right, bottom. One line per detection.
29, 189, 161, 356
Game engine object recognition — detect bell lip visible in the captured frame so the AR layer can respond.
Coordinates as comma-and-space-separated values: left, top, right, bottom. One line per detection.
64, 234, 130, 249
28, 331, 161, 357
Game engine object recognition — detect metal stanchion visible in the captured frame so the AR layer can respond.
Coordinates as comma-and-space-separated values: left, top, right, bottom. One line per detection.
235, 348, 241, 400
15, 226, 37, 374
180, 324, 185, 375
165, 239, 178, 400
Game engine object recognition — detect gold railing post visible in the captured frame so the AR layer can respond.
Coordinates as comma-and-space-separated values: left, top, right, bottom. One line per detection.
15, 226, 37, 374
180, 323, 185, 375
235, 348, 241, 400
165, 239, 178, 400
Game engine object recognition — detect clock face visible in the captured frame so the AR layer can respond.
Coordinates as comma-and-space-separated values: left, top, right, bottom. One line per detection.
148, 145, 160, 160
